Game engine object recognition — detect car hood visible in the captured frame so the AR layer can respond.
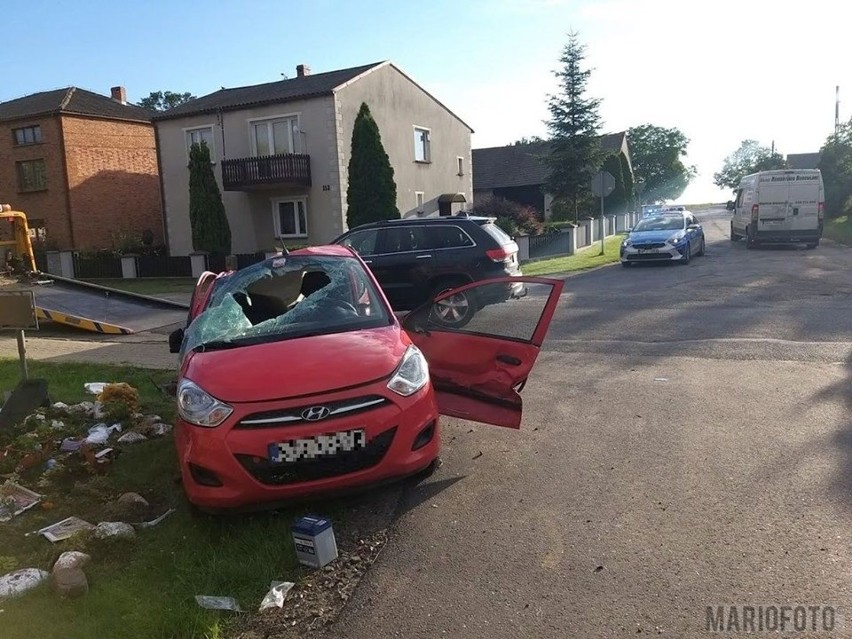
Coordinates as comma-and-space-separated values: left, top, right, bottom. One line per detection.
628, 229, 682, 243
181, 325, 409, 403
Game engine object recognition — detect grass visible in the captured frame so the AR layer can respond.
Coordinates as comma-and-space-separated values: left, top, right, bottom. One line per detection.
0, 360, 306, 639
83, 278, 196, 296
522, 234, 625, 276
823, 215, 852, 246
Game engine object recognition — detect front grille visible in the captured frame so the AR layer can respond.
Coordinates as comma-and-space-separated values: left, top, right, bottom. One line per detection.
627, 253, 672, 261
235, 426, 396, 485
236, 395, 389, 429
632, 242, 666, 250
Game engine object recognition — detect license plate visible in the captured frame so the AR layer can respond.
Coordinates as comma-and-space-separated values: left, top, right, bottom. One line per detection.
638, 248, 657, 254
268, 429, 366, 463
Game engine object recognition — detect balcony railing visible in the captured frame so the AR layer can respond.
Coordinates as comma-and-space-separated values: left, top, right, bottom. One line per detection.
221, 153, 311, 190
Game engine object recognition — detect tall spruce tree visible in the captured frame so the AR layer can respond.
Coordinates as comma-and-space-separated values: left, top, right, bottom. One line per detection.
545, 31, 604, 222
188, 142, 231, 255
346, 103, 399, 228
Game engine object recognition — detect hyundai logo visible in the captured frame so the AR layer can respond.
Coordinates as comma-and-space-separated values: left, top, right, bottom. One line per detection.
302, 405, 331, 421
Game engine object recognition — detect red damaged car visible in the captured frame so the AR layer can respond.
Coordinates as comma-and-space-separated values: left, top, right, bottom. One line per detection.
169, 245, 562, 511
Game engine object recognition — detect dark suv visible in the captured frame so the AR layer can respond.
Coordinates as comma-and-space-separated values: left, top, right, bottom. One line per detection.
333, 214, 523, 326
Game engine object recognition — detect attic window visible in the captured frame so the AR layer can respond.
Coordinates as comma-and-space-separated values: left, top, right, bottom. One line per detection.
13, 125, 42, 146
414, 127, 431, 163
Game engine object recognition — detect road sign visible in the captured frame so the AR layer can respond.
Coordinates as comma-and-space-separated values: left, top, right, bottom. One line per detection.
591, 171, 616, 197
0, 291, 38, 330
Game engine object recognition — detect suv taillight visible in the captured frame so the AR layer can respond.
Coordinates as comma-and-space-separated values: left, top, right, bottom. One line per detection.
486, 247, 510, 263
751, 204, 759, 223
818, 202, 825, 220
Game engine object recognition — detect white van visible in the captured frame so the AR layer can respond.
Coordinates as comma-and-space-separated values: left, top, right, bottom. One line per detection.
727, 169, 824, 249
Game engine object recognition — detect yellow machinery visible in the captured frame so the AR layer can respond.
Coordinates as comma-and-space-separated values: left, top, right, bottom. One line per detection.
0, 204, 36, 274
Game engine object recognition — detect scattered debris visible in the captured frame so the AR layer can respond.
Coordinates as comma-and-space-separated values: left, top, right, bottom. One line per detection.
0, 482, 42, 522
593, 565, 605, 573
654, 378, 668, 382
292, 516, 338, 568
39, 516, 95, 543
139, 422, 171, 438
52, 551, 90, 598
472, 451, 483, 460
259, 581, 295, 611
83, 423, 122, 446
94, 521, 136, 540
49, 420, 65, 430
51, 402, 69, 411
84, 383, 109, 395
117, 432, 147, 444
0, 568, 49, 599
195, 595, 243, 612
135, 508, 176, 529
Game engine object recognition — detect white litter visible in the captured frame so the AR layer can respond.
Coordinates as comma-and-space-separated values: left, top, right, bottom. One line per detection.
195, 595, 242, 612
259, 581, 295, 611
117, 432, 148, 444
83, 423, 122, 445
84, 383, 109, 395
654, 378, 669, 382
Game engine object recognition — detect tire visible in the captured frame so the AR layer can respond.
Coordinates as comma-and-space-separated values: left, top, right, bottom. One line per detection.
746, 227, 757, 250
697, 238, 706, 256
429, 284, 476, 329
621, 261, 631, 268
681, 242, 691, 265
730, 221, 740, 241
806, 240, 819, 250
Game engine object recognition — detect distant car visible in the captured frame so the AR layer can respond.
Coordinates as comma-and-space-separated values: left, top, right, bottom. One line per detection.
333, 214, 524, 328
168, 247, 563, 511
620, 211, 705, 266
641, 204, 665, 218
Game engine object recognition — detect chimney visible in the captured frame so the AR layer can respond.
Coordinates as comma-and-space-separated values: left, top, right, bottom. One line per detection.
296, 64, 311, 78
110, 86, 127, 105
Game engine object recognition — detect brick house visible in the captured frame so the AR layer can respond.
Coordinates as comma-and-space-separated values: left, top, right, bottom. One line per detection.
153, 61, 473, 255
0, 86, 162, 251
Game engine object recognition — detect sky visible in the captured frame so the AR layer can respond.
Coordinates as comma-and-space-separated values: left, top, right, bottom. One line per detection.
3, 0, 849, 203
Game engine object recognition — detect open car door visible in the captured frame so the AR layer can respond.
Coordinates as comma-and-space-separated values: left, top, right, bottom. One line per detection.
402, 277, 563, 429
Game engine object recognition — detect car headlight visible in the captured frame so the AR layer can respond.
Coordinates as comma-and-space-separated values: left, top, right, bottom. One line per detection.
622, 238, 632, 246
387, 345, 429, 397
669, 233, 687, 244
177, 379, 233, 427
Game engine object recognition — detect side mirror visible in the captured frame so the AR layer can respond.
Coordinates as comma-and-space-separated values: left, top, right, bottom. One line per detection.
168, 328, 184, 354
687, 224, 700, 230
726, 200, 735, 211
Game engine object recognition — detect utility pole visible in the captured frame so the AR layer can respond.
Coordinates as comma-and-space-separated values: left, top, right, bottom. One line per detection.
836, 85, 840, 134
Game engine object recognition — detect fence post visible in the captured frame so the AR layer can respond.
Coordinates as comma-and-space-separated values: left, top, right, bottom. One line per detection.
516, 235, 530, 262
59, 251, 76, 278
190, 252, 208, 278
563, 224, 577, 255
120, 254, 138, 279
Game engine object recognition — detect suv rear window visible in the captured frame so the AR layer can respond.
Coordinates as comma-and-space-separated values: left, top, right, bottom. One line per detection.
425, 225, 475, 249
481, 222, 513, 246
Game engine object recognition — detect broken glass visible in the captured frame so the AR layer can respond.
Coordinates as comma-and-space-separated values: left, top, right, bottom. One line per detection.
181, 255, 390, 358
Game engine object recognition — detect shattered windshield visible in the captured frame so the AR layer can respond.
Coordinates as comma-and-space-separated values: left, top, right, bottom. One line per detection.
181, 254, 391, 356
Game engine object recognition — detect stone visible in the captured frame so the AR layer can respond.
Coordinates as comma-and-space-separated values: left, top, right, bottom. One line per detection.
117, 492, 149, 508
94, 521, 136, 540
52, 551, 91, 598
0, 568, 49, 599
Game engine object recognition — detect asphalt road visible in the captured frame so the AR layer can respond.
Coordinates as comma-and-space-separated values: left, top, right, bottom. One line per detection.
321, 207, 852, 638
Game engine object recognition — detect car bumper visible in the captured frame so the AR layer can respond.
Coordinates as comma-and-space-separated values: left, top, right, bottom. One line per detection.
753, 230, 822, 243
175, 381, 440, 511
620, 243, 687, 262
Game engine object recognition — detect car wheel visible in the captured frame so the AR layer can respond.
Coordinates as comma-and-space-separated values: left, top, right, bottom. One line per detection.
698, 238, 706, 256
681, 242, 691, 265
430, 287, 475, 329
621, 261, 631, 268
746, 226, 757, 249
730, 221, 740, 241
806, 240, 819, 250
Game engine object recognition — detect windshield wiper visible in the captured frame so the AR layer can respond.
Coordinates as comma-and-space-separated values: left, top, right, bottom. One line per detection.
193, 340, 242, 352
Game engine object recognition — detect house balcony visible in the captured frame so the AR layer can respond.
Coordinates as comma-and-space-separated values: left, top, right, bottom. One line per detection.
221, 153, 311, 190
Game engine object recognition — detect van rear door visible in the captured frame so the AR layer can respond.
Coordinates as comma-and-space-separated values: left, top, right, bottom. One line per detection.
756, 174, 792, 232
788, 173, 822, 233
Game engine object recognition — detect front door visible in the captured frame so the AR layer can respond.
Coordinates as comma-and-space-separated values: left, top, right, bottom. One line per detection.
403, 277, 563, 428
370, 225, 433, 310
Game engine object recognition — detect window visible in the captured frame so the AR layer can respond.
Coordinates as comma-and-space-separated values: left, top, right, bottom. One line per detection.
414, 126, 431, 162
185, 127, 214, 159
415, 192, 424, 212
381, 226, 429, 253
16, 159, 47, 192
252, 116, 300, 156
457, 156, 464, 176
273, 198, 308, 237
425, 225, 475, 250
13, 125, 41, 146
339, 229, 379, 256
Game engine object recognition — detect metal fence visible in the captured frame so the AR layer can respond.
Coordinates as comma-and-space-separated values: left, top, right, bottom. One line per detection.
137, 255, 192, 278
528, 232, 572, 260
74, 254, 122, 279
